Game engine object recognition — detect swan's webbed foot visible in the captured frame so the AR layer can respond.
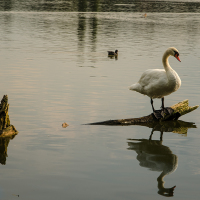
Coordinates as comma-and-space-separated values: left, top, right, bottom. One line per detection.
153, 107, 174, 119
153, 110, 163, 119
161, 107, 174, 117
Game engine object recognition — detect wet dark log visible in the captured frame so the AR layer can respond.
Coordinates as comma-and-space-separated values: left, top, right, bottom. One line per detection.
89, 100, 198, 126
0, 95, 18, 138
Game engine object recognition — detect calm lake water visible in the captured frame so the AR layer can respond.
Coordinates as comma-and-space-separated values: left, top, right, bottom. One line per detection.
0, 0, 200, 199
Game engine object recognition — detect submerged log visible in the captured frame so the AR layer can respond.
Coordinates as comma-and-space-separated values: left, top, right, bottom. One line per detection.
0, 95, 18, 138
89, 99, 198, 126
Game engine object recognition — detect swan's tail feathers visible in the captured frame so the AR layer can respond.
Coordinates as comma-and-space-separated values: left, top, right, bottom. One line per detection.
129, 83, 142, 91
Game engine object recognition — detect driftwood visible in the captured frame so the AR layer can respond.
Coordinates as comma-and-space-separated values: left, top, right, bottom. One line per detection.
89, 99, 198, 126
0, 95, 18, 165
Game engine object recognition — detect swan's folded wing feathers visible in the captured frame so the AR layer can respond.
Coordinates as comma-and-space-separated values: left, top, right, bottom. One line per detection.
138, 69, 166, 87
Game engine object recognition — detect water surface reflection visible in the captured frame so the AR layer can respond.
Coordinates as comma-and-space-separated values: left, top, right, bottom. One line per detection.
136, 120, 197, 138
127, 120, 196, 197
128, 137, 177, 197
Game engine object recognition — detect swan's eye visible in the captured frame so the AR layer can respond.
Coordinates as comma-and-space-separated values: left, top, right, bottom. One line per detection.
174, 51, 181, 62
174, 51, 179, 57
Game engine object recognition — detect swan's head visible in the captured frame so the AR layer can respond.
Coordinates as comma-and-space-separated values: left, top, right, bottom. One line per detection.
168, 47, 181, 62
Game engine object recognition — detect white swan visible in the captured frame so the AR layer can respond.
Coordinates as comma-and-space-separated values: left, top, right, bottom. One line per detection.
129, 47, 181, 117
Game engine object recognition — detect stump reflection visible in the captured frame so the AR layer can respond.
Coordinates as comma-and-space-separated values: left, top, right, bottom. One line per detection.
0, 137, 16, 165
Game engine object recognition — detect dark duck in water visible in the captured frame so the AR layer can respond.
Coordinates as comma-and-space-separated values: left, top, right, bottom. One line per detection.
107, 50, 118, 56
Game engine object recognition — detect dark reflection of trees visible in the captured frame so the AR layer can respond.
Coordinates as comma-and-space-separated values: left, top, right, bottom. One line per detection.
127, 120, 196, 197
89, 0, 99, 12
77, 1, 86, 52
77, 14, 86, 52
78, 0, 87, 12
77, 0, 99, 53
89, 16, 98, 51
77, 0, 87, 57
89, 1, 98, 52
77, 15, 86, 39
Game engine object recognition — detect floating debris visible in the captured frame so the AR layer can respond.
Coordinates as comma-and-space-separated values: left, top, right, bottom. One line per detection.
143, 13, 147, 18
62, 122, 69, 128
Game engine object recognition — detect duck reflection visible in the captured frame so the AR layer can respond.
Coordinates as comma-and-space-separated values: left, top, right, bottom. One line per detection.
127, 120, 196, 197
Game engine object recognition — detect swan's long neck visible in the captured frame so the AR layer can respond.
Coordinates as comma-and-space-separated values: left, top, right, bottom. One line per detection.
157, 171, 166, 189
162, 51, 172, 72
162, 49, 181, 91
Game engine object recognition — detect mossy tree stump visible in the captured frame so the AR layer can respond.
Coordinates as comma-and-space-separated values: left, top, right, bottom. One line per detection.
0, 95, 18, 138
0, 95, 18, 165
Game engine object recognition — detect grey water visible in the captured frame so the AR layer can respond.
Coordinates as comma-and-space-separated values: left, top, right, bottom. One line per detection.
0, 0, 200, 199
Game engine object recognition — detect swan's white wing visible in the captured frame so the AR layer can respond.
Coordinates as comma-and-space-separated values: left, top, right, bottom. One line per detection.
137, 69, 170, 98
138, 69, 167, 87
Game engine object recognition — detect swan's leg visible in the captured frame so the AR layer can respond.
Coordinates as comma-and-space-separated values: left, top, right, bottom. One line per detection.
150, 98, 155, 111
161, 97, 165, 110
161, 97, 168, 117
161, 97, 174, 117
160, 131, 163, 141
151, 98, 162, 119
149, 129, 154, 140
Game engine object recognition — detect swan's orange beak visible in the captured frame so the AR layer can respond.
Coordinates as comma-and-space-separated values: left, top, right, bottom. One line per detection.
175, 54, 181, 62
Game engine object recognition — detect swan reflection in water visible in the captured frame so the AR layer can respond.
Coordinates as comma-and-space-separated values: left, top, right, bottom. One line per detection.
128, 137, 177, 196
127, 120, 196, 197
